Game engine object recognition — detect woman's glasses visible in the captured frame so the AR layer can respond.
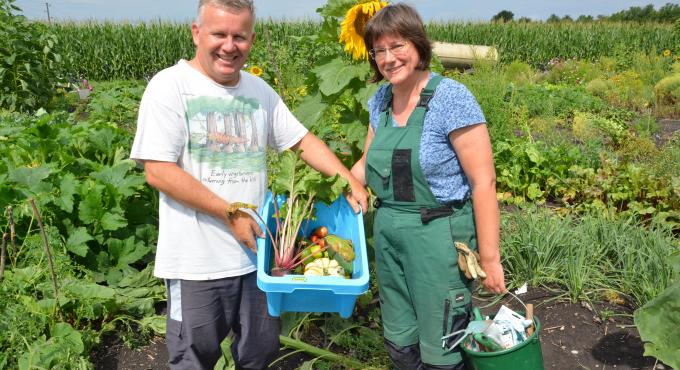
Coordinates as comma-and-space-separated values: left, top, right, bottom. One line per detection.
368, 42, 409, 61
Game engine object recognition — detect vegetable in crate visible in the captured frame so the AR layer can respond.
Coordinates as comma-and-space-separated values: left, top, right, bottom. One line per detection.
325, 235, 355, 275
266, 151, 350, 276
312, 226, 328, 238
298, 239, 325, 264
304, 257, 345, 277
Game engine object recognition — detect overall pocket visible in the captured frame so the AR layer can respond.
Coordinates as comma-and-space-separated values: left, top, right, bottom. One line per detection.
443, 286, 472, 351
366, 159, 393, 200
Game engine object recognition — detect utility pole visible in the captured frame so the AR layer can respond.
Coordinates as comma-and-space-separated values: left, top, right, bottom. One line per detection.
45, 2, 51, 23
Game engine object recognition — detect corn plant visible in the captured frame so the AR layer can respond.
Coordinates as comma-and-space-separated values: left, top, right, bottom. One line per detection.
426, 21, 677, 66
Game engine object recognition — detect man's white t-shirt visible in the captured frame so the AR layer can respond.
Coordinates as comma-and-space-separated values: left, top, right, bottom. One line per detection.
130, 60, 307, 280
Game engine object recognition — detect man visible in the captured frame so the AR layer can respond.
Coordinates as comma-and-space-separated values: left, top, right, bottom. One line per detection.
130, 1, 368, 369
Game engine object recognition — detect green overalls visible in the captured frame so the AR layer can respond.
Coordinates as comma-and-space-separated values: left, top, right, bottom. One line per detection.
365, 75, 477, 367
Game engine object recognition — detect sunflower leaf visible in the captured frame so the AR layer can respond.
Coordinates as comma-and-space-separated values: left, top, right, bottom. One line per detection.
293, 91, 327, 129
314, 58, 370, 96
316, 0, 358, 18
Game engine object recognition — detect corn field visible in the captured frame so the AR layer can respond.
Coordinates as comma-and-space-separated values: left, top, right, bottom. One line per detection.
426, 21, 677, 65
51, 20, 677, 81
52, 20, 324, 81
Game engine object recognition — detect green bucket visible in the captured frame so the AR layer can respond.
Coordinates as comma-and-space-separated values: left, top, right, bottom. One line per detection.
461, 315, 545, 370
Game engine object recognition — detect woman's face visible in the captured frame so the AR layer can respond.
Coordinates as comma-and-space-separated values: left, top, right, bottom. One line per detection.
371, 33, 420, 86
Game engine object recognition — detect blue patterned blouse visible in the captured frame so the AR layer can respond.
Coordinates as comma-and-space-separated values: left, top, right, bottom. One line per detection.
368, 73, 486, 203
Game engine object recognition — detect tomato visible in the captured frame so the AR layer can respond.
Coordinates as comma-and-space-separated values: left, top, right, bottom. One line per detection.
310, 235, 319, 243
317, 238, 325, 248
312, 226, 328, 238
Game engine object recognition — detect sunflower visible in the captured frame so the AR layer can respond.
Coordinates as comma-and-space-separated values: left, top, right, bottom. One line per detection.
248, 65, 263, 76
662, 49, 671, 57
339, 1, 388, 60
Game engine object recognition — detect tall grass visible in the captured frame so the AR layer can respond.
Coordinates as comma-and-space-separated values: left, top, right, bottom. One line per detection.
49, 20, 677, 81
501, 208, 678, 307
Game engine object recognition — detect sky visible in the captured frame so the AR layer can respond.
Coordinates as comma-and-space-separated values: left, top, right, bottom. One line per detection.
15, 0, 676, 23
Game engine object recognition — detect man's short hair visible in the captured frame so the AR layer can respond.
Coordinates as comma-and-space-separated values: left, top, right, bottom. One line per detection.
195, 0, 255, 25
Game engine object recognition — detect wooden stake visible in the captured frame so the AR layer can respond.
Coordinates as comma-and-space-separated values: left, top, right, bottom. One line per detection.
29, 199, 61, 319
0, 233, 7, 281
8, 206, 16, 266
526, 303, 535, 336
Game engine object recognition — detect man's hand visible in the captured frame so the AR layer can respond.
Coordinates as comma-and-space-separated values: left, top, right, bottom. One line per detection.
346, 180, 369, 214
225, 210, 263, 254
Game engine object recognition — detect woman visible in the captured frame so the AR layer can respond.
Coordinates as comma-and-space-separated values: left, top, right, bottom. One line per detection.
350, 3, 506, 369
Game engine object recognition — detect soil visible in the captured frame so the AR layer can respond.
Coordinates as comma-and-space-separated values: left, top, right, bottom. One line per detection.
90, 287, 673, 370
654, 119, 680, 147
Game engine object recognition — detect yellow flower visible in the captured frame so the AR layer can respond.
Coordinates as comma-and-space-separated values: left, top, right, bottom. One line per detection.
248, 65, 263, 76
339, 1, 388, 60
662, 49, 671, 57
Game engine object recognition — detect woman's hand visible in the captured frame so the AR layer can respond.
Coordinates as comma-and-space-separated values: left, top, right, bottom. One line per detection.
345, 180, 368, 214
480, 259, 506, 294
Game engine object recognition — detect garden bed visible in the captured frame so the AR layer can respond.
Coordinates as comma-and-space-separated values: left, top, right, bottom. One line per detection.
91, 286, 671, 370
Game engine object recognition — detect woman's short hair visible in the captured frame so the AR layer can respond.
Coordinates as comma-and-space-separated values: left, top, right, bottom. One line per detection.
363, 3, 432, 82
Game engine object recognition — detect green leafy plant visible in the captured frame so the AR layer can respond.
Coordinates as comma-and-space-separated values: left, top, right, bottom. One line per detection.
0, 0, 66, 111
263, 150, 348, 275
634, 254, 680, 369
494, 139, 591, 205
502, 208, 677, 306
653, 73, 680, 117
0, 112, 156, 284
571, 111, 628, 145
85, 80, 146, 131
291, 0, 381, 166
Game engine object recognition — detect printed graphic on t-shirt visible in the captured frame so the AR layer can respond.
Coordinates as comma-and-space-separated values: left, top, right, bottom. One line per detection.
185, 95, 266, 185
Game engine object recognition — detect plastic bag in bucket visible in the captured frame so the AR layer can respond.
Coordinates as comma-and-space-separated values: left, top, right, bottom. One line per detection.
461, 314, 544, 370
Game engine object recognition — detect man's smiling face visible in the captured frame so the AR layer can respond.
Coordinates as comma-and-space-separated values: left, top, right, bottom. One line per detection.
191, 4, 255, 86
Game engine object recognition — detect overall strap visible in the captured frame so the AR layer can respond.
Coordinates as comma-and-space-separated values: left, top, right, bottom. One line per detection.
378, 75, 445, 128
417, 74, 443, 109
406, 74, 444, 127
378, 84, 393, 128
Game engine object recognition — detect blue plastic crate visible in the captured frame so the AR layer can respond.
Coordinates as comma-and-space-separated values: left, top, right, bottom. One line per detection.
256, 192, 369, 318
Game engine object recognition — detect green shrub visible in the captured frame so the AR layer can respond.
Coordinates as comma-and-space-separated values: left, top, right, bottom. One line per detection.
0, 0, 66, 112
632, 114, 661, 137
504, 61, 539, 85
675, 18, 680, 51
586, 70, 652, 111
86, 80, 146, 131
654, 73, 680, 105
651, 134, 680, 179
585, 78, 612, 97
453, 61, 514, 139
615, 135, 660, 163
629, 51, 673, 86
565, 157, 679, 230
572, 111, 628, 145
542, 58, 602, 85
494, 139, 594, 205
510, 84, 606, 118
